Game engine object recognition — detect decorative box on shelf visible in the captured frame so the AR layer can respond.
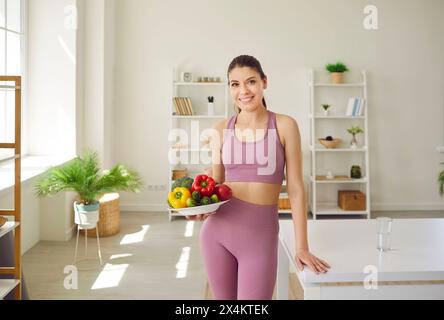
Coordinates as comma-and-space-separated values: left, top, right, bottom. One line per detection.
172, 168, 188, 181
338, 190, 366, 211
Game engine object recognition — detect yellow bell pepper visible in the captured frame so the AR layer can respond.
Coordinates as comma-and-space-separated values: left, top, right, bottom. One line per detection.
168, 187, 191, 209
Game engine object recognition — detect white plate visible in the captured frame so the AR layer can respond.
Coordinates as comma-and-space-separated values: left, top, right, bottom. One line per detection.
169, 200, 231, 216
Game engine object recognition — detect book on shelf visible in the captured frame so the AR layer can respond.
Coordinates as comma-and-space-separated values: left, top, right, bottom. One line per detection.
346, 97, 366, 116
173, 97, 195, 115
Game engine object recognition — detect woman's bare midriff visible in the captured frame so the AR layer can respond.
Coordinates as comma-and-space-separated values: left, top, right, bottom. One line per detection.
224, 181, 282, 206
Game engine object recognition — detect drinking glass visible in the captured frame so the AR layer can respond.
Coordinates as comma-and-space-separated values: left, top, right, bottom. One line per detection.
377, 217, 392, 234
377, 232, 391, 252
376, 217, 392, 252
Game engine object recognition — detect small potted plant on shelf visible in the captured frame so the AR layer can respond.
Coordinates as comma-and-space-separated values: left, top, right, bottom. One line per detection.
322, 104, 331, 116
34, 150, 144, 230
347, 125, 364, 149
208, 96, 215, 116
326, 62, 349, 84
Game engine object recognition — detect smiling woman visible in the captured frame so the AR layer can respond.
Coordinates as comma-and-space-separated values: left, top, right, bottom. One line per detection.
192, 55, 330, 301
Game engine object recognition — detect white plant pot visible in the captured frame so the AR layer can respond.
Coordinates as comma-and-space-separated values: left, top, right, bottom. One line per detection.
324, 109, 329, 116
74, 201, 100, 230
208, 103, 215, 116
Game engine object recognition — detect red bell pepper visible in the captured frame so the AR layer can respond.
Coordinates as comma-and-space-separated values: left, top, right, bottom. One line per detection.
192, 175, 215, 197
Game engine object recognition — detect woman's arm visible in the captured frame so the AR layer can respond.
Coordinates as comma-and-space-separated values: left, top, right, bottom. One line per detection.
278, 114, 330, 274
279, 115, 309, 250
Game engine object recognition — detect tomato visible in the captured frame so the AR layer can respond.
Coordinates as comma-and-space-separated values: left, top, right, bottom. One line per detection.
215, 184, 232, 201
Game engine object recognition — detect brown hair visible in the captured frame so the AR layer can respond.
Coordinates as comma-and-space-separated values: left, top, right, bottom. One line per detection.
227, 55, 267, 113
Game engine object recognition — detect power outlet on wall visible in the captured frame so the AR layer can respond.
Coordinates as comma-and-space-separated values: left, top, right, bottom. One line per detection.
147, 184, 167, 192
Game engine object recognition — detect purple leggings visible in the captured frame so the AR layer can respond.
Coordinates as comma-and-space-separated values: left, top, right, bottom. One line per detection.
199, 197, 279, 300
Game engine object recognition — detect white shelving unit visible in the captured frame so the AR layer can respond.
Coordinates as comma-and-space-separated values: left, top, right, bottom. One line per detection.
308, 69, 371, 220
168, 70, 230, 221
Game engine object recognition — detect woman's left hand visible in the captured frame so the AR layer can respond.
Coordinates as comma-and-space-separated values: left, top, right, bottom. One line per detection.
295, 249, 331, 274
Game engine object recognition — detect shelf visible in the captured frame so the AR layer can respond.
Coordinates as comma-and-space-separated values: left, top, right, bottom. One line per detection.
278, 210, 292, 214
308, 70, 369, 220
0, 76, 22, 300
174, 82, 226, 86
311, 83, 364, 87
309, 114, 365, 119
314, 204, 368, 216
0, 280, 20, 299
311, 176, 367, 184
310, 146, 367, 152
0, 222, 20, 239
0, 85, 21, 90
172, 115, 226, 119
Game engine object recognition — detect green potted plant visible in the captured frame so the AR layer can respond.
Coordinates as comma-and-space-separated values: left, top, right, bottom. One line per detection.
347, 125, 364, 149
439, 162, 444, 197
322, 104, 331, 116
34, 150, 143, 229
326, 62, 349, 84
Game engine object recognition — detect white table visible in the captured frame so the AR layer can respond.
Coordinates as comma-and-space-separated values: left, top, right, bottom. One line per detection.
277, 218, 444, 300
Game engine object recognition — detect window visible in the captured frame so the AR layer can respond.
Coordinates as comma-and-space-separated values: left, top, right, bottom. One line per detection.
0, 0, 24, 160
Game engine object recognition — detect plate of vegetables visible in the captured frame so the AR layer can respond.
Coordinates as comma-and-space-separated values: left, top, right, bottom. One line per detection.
167, 174, 232, 216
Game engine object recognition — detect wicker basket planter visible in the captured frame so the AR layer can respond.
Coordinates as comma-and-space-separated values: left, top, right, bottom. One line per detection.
86, 193, 120, 238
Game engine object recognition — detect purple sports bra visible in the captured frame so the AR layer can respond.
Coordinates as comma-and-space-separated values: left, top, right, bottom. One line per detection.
222, 111, 285, 184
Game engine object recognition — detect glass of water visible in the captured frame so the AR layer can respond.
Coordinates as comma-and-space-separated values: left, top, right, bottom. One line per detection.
376, 217, 392, 252
377, 232, 391, 252
377, 217, 392, 234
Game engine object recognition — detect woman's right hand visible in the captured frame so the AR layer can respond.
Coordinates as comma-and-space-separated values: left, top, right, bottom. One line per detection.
185, 214, 211, 221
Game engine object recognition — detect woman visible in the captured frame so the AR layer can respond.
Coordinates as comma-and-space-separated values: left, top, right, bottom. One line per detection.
187, 55, 330, 300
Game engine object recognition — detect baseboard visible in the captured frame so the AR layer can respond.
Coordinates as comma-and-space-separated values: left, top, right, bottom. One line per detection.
371, 202, 444, 211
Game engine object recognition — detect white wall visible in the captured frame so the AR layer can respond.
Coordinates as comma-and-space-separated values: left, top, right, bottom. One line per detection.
112, 0, 444, 212
27, 0, 77, 158
78, 0, 115, 169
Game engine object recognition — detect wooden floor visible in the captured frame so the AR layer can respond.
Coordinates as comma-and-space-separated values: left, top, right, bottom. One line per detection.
22, 210, 444, 300
22, 213, 208, 300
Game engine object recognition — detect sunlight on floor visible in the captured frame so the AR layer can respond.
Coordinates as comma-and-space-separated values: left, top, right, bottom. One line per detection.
176, 247, 191, 279
110, 253, 133, 260
91, 263, 129, 290
184, 221, 195, 237
120, 225, 150, 245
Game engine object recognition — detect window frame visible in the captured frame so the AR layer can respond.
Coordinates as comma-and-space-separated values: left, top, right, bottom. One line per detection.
0, 0, 27, 162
